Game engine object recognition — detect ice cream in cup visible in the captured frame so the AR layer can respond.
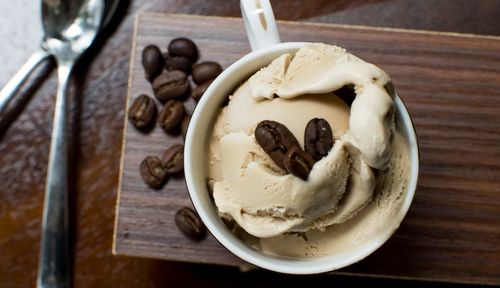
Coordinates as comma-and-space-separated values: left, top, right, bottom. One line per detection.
184, 0, 419, 274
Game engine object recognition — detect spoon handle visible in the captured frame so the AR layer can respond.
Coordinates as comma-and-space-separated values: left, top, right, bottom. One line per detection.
37, 61, 73, 288
0, 49, 50, 116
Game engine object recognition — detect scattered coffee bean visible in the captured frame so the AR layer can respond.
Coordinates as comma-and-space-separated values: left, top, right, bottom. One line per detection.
152, 70, 189, 102
161, 144, 184, 174
334, 84, 356, 107
283, 146, 315, 180
158, 100, 185, 133
255, 120, 300, 170
128, 94, 157, 130
168, 38, 198, 62
142, 45, 164, 82
192, 62, 222, 85
164, 54, 192, 74
175, 207, 206, 240
181, 114, 191, 140
191, 79, 213, 101
304, 118, 334, 161
140, 156, 168, 189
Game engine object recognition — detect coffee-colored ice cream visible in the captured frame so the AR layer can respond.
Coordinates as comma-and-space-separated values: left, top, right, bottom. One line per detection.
207, 43, 409, 255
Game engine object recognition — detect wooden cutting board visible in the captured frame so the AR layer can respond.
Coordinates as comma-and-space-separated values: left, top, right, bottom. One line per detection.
113, 13, 500, 285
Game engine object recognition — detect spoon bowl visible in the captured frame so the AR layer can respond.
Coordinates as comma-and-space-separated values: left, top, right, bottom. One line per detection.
0, 0, 121, 124
42, 0, 104, 61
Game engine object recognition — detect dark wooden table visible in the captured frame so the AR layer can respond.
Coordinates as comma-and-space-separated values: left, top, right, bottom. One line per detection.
1, 1, 499, 287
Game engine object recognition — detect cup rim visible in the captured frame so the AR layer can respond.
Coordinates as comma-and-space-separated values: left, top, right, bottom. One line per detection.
184, 42, 419, 274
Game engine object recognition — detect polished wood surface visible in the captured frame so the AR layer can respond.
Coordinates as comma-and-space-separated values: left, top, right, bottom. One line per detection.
2, 1, 500, 287
115, 13, 500, 285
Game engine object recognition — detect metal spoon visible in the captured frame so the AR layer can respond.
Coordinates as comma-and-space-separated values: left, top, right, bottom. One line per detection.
0, 0, 117, 119
37, 1, 104, 287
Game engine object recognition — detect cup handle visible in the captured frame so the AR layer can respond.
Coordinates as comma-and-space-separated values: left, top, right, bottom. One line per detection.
240, 0, 281, 51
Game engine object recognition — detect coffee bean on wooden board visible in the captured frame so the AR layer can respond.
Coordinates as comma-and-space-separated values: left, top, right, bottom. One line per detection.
152, 70, 189, 102
161, 144, 184, 174
191, 79, 214, 101
128, 94, 157, 130
164, 53, 192, 74
254, 120, 300, 170
158, 100, 185, 134
140, 156, 168, 189
142, 45, 164, 82
283, 146, 315, 180
192, 62, 222, 85
304, 118, 334, 161
175, 207, 206, 240
181, 114, 191, 140
168, 37, 198, 62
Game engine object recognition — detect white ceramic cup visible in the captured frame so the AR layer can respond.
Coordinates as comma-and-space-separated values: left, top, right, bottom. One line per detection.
184, 0, 419, 274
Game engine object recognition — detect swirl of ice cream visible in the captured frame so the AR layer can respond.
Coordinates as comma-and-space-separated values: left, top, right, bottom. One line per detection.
208, 43, 395, 238
249, 44, 394, 169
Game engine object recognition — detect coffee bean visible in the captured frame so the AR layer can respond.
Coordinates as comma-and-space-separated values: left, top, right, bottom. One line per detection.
334, 84, 356, 107
158, 100, 185, 133
140, 156, 167, 189
255, 120, 300, 170
152, 70, 189, 102
175, 207, 206, 240
161, 144, 184, 174
128, 94, 156, 130
283, 146, 315, 180
192, 62, 222, 85
142, 45, 164, 82
304, 118, 334, 161
168, 38, 198, 62
164, 54, 192, 74
191, 79, 213, 101
181, 114, 191, 140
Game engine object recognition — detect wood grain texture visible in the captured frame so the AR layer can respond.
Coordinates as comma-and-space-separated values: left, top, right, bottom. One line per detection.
114, 13, 500, 285
2, 1, 500, 287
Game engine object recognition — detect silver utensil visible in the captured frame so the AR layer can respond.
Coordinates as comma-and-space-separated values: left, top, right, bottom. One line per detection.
37, 1, 104, 287
0, 50, 50, 115
0, 0, 117, 119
